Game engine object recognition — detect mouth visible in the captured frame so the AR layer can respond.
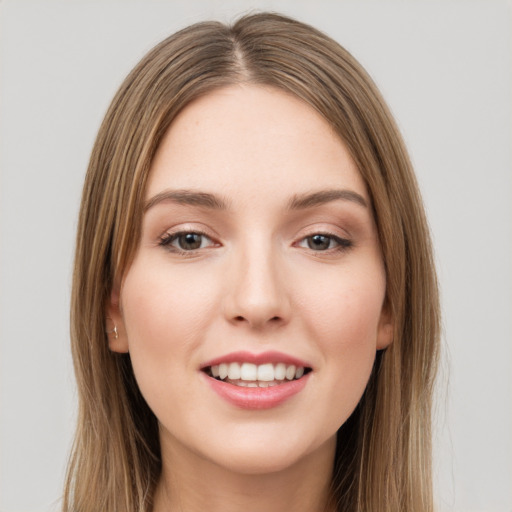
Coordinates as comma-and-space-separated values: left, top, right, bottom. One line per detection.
202, 362, 312, 388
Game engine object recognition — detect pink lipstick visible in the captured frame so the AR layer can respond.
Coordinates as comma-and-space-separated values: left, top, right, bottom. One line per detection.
200, 351, 312, 410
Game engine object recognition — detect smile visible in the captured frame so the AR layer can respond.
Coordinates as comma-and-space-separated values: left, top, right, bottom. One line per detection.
204, 362, 310, 387
200, 352, 312, 410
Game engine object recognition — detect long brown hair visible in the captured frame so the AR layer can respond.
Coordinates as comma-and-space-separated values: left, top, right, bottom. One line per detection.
64, 12, 440, 512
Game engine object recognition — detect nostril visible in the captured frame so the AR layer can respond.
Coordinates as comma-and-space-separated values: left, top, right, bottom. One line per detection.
232, 315, 283, 326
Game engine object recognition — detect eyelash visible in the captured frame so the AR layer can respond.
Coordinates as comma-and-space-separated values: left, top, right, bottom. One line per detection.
158, 230, 216, 255
158, 230, 353, 255
296, 233, 353, 253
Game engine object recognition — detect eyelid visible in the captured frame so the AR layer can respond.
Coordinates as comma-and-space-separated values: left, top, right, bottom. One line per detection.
295, 222, 351, 240
158, 224, 221, 254
297, 232, 352, 248
292, 223, 354, 254
158, 222, 219, 241
160, 230, 213, 246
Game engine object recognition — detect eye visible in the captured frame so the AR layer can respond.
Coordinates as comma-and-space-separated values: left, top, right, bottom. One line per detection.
298, 234, 352, 251
159, 231, 214, 252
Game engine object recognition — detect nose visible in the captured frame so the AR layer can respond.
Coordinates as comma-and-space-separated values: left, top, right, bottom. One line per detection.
223, 240, 291, 330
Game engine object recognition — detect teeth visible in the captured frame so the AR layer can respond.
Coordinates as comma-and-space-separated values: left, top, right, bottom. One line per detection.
274, 363, 286, 380
240, 363, 257, 381
285, 365, 296, 380
219, 363, 228, 380
228, 362, 241, 380
257, 363, 274, 381
209, 362, 307, 383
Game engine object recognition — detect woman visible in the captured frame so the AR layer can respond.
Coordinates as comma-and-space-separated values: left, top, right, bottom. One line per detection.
64, 12, 440, 512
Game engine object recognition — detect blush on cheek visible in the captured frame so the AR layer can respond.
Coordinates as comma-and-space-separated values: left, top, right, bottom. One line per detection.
304, 285, 384, 347
121, 265, 221, 361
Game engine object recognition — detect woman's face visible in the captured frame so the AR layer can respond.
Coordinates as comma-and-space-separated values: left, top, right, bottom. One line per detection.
109, 84, 393, 475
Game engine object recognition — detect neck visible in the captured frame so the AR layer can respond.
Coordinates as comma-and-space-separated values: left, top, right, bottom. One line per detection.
152, 434, 337, 512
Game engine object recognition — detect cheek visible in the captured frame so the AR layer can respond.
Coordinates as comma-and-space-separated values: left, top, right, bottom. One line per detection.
295, 267, 385, 416
118, 260, 220, 413
299, 274, 386, 350
121, 259, 218, 354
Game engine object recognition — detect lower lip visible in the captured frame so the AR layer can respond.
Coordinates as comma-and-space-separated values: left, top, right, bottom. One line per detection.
202, 373, 310, 410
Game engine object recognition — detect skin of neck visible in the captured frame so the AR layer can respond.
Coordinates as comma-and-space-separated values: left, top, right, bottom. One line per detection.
152, 432, 337, 512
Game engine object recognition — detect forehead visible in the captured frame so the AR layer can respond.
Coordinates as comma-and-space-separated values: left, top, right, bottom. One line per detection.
147, 84, 368, 203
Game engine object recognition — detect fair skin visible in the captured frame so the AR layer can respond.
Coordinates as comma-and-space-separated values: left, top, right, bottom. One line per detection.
108, 84, 393, 512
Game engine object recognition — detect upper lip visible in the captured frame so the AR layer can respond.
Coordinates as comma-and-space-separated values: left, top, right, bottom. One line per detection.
200, 350, 312, 370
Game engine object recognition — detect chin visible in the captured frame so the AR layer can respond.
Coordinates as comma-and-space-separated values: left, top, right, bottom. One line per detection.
216, 450, 301, 475
198, 429, 336, 477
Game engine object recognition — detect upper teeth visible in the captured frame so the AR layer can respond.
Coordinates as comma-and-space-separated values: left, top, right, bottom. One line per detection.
211, 362, 305, 382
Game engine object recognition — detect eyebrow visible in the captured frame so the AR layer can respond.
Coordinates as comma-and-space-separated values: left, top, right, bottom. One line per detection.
287, 189, 368, 210
144, 188, 367, 213
144, 189, 229, 212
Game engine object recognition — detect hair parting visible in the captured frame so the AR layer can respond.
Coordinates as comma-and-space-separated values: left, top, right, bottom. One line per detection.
65, 12, 439, 512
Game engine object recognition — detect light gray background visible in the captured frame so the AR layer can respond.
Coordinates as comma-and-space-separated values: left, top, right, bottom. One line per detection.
1, 1, 510, 511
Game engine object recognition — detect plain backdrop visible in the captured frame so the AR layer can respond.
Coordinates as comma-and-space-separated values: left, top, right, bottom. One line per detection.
0, 1, 510, 511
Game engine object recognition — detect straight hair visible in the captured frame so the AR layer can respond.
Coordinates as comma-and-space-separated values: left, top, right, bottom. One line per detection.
64, 12, 440, 512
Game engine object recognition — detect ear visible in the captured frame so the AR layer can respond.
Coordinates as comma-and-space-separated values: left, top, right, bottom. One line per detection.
376, 299, 394, 350
106, 286, 129, 353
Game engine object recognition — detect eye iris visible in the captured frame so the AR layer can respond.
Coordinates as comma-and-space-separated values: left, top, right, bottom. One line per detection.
307, 234, 331, 250
178, 233, 202, 250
